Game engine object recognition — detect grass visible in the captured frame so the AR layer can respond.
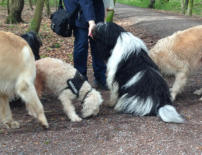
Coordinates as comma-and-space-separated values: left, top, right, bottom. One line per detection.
0, 0, 59, 7
117, 0, 202, 16
1, 0, 201, 17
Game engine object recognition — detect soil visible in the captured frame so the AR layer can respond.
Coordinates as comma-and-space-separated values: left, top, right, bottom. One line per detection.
0, 3, 202, 155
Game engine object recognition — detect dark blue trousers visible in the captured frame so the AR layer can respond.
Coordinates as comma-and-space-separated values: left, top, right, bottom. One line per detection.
73, 27, 106, 85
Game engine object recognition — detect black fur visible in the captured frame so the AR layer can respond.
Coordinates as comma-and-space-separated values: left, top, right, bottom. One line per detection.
21, 31, 42, 60
92, 22, 126, 61
92, 22, 181, 120
114, 50, 172, 116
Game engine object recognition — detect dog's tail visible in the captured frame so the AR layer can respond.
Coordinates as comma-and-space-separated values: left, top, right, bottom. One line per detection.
158, 105, 184, 123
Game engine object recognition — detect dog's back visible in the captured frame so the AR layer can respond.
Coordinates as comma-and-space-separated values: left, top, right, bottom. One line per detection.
150, 25, 202, 74
35, 57, 77, 96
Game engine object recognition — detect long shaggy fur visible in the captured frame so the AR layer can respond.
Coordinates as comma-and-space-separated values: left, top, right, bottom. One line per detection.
149, 25, 202, 101
92, 22, 184, 123
35, 57, 103, 122
0, 31, 48, 129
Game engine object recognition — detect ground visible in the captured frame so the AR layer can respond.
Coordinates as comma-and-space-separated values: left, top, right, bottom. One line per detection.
0, 3, 202, 155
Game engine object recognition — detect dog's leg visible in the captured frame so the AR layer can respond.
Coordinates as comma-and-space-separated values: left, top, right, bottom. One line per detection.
0, 95, 20, 128
108, 91, 118, 107
193, 88, 202, 101
16, 79, 49, 128
107, 83, 119, 107
193, 88, 202, 95
170, 71, 188, 101
59, 90, 82, 122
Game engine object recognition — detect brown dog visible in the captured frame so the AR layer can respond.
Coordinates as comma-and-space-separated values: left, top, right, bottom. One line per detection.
0, 31, 48, 129
149, 25, 202, 101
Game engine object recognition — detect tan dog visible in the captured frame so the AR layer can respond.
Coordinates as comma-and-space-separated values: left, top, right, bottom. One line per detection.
35, 57, 103, 122
0, 31, 48, 129
149, 25, 202, 101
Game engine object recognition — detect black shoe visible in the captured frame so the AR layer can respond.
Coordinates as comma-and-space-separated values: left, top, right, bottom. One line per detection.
93, 80, 109, 91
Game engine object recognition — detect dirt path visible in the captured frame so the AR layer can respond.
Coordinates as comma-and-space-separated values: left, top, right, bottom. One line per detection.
115, 3, 202, 39
0, 3, 202, 155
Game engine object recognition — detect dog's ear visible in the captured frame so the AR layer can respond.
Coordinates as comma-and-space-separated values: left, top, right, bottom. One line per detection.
30, 31, 42, 46
92, 22, 126, 61
21, 31, 42, 60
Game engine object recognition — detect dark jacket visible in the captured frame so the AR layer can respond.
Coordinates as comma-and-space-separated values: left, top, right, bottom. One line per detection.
63, 0, 105, 28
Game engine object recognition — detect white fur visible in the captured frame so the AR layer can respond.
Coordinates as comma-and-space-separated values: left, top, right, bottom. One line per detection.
114, 95, 153, 116
0, 31, 48, 129
107, 32, 147, 90
158, 105, 184, 123
107, 32, 151, 116
193, 88, 202, 101
123, 71, 144, 89
35, 57, 103, 122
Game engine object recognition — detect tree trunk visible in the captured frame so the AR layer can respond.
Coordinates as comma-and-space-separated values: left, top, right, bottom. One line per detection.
28, 0, 44, 33
185, 0, 189, 9
105, 0, 116, 22
148, 0, 155, 8
181, 0, 185, 14
7, 0, 10, 15
6, 0, 24, 24
45, 0, 51, 16
28, 0, 33, 10
55, 0, 57, 10
187, 0, 194, 16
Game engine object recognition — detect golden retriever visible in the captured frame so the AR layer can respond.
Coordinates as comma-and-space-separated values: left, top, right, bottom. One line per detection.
149, 25, 202, 101
0, 31, 48, 128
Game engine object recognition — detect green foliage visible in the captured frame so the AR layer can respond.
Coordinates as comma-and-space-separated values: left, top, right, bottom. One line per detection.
51, 42, 61, 48
117, 0, 150, 8
0, 0, 6, 7
40, 54, 48, 58
67, 53, 73, 62
106, 10, 114, 22
117, 0, 202, 16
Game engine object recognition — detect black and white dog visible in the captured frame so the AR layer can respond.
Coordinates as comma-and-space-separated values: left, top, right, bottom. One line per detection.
92, 22, 184, 123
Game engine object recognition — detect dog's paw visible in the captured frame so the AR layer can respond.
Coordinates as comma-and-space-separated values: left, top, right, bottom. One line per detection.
193, 89, 202, 96
199, 97, 202, 101
38, 113, 49, 128
10, 121, 20, 129
107, 101, 116, 107
4, 121, 20, 129
70, 115, 82, 122
170, 89, 176, 101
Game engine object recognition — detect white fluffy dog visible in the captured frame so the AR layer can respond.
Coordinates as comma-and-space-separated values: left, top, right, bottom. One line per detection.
92, 22, 184, 123
35, 57, 103, 122
149, 25, 202, 101
0, 31, 48, 128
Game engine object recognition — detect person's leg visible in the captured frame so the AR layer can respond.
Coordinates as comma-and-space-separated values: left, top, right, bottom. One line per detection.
90, 38, 107, 89
73, 27, 89, 78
